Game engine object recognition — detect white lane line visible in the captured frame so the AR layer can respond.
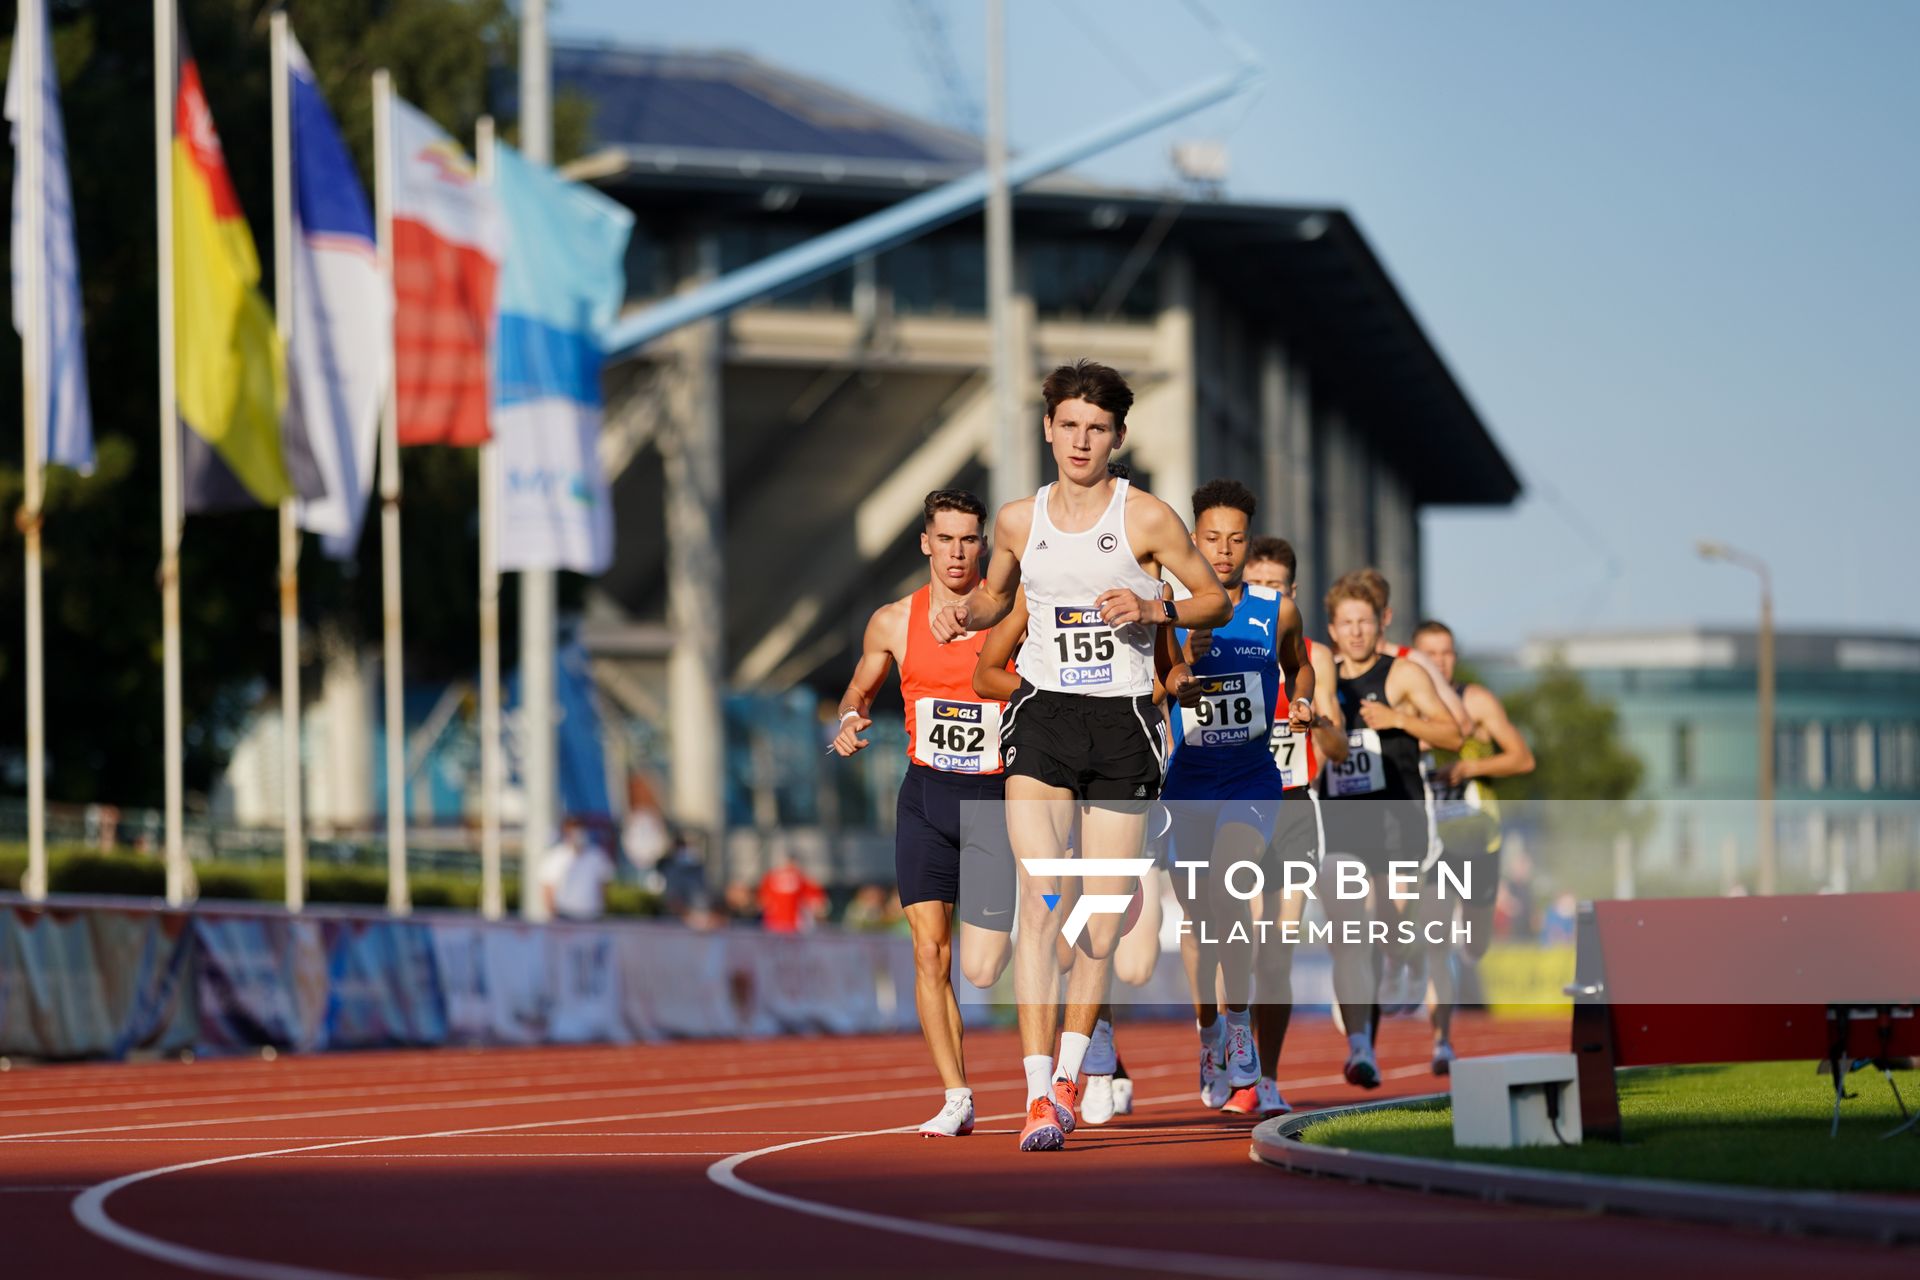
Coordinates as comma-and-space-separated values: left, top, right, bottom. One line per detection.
704, 1068, 1461, 1280
4, 1060, 941, 1142
67, 1065, 1183, 1280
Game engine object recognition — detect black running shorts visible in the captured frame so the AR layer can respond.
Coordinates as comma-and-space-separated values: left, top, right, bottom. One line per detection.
1000, 682, 1165, 804
1261, 786, 1324, 876
894, 763, 1016, 930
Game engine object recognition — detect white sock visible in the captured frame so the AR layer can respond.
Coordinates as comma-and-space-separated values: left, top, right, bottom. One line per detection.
1024, 1055, 1054, 1103
1225, 1008, 1251, 1030
945, 1086, 972, 1103
1055, 1031, 1092, 1083
1348, 1031, 1372, 1056
1198, 1018, 1223, 1048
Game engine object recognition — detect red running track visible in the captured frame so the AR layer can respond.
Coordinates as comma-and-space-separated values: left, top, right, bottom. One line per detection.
0, 1012, 1912, 1278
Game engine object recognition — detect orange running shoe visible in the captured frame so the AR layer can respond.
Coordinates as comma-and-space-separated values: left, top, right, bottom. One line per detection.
1051, 1077, 1080, 1135
1018, 1095, 1065, 1151
1221, 1083, 1258, 1115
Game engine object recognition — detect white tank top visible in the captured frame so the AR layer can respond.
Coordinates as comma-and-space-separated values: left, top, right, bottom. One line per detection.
1016, 479, 1162, 697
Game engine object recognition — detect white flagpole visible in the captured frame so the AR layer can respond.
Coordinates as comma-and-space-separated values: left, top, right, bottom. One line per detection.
372, 69, 409, 915
474, 115, 504, 922
20, 0, 49, 902
270, 11, 305, 912
517, 0, 555, 924
154, 0, 186, 906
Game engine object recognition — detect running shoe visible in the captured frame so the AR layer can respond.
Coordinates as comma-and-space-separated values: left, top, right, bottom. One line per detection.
1223, 1077, 1291, 1117
1081, 1074, 1116, 1126
1198, 1036, 1230, 1108
1224, 1018, 1260, 1088
919, 1093, 975, 1137
1084, 1018, 1118, 1076
1051, 1077, 1081, 1134
1344, 1043, 1382, 1090
1111, 1074, 1135, 1116
1018, 1095, 1065, 1151
1430, 1041, 1456, 1077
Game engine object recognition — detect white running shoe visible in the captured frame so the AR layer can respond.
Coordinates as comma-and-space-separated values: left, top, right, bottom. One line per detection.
1344, 1043, 1382, 1090
1111, 1075, 1134, 1116
1431, 1040, 1456, 1077
1224, 1018, 1260, 1089
1081, 1073, 1116, 1125
1253, 1077, 1292, 1116
919, 1093, 975, 1137
1199, 1037, 1231, 1108
1084, 1017, 1118, 1077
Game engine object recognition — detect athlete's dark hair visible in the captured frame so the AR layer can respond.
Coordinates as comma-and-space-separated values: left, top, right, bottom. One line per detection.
1412, 620, 1453, 642
1041, 360, 1133, 432
1325, 574, 1381, 619
1191, 478, 1256, 523
923, 488, 986, 531
1247, 536, 1296, 578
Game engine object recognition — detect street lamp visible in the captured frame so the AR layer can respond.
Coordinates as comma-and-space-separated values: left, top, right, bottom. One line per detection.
1697, 540, 1776, 894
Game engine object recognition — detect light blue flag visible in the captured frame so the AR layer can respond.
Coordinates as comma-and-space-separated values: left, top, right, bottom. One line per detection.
490, 144, 633, 574
6, 0, 93, 473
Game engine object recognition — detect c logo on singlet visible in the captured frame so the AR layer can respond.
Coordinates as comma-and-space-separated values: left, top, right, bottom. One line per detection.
1097, 533, 1118, 553
932, 701, 982, 722
1054, 608, 1103, 627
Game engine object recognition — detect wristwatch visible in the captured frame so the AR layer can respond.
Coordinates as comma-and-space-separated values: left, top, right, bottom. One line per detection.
1160, 598, 1177, 623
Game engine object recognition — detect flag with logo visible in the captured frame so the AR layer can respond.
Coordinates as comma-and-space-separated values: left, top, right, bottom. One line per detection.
390, 96, 500, 447
490, 142, 632, 574
171, 17, 307, 512
7, 0, 93, 472
285, 34, 389, 559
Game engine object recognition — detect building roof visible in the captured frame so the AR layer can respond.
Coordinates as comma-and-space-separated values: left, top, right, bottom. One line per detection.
552, 43, 1521, 507
1522, 628, 1920, 673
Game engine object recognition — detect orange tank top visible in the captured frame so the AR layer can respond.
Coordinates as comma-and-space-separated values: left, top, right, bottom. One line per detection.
1274, 635, 1322, 789
901, 585, 1007, 774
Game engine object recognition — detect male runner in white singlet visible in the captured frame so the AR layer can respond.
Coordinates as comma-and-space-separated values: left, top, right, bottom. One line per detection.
931, 359, 1231, 1150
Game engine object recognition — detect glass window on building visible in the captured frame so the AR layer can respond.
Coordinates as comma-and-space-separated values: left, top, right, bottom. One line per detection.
1029, 240, 1158, 320
883, 238, 985, 316
718, 224, 853, 310
1775, 724, 1804, 791
1828, 723, 1858, 792
1804, 722, 1826, 790
1673, 721, 1695, 786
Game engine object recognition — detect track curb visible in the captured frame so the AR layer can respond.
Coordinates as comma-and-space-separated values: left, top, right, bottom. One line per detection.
1249, 1094, 1920, 1246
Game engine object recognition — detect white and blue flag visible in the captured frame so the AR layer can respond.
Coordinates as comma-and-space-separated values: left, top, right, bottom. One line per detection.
286, 34, 390, 559
491, 143, 633, 575
6, 0, 93, 473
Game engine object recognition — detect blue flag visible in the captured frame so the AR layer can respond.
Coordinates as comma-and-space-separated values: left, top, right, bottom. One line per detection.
6, 0, 93, 473
490, 143, 633, 575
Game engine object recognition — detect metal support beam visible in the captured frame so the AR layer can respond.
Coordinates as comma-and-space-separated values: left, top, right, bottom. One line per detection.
604, 61, 1259, 359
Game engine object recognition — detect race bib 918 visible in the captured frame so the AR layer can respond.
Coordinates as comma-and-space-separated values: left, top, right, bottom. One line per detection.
1327, 727, 1385, 797
915, 698, 1003, 773
1183, 671, 1268, 747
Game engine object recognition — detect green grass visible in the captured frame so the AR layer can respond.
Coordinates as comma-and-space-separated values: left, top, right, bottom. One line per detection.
1302, 1062, 1920, 1193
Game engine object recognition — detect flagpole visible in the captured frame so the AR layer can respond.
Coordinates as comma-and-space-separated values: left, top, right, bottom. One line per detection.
371, 69, 410, 915
474, 115, 504, 922
269, 11, 305, 913
518, 0, 555, 923
20, 0, 49, 903
154, 0, 187, 906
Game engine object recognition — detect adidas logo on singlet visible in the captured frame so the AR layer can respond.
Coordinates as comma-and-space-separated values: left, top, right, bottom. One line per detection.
1035, 540, 1049, 550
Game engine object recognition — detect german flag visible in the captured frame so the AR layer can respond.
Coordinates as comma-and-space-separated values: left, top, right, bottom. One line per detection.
170, 19, 299, 512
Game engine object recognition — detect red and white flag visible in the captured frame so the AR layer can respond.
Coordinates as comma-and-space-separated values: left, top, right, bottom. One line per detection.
389, 96, 501, 446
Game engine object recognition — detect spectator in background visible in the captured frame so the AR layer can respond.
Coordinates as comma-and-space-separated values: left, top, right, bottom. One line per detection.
541, 817, 614, 922
841, 883, 891, 933
722, 879, 761, 927
622, 774, 671, 887
758, 853, 827, 933
659, 833, 714, 921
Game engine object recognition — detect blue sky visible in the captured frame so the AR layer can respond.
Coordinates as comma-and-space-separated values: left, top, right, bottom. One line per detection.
553, 0, 1919, 651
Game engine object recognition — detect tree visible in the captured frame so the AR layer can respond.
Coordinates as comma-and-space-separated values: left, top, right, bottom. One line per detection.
0, 0, 594, 808
1500, 656, 1644, 803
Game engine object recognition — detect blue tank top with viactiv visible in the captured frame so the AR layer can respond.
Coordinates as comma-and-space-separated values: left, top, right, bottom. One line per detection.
1164, 585, 1289, 796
